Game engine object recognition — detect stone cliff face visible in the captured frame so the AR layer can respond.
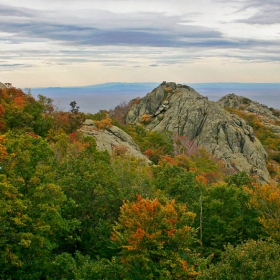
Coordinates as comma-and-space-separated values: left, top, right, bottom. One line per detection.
79, 119, 150, 163
217, 93, 280, 135
126, 82, 270, 182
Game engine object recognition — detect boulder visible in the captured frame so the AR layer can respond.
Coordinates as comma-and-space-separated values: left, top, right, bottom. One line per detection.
79, 120, 150, 163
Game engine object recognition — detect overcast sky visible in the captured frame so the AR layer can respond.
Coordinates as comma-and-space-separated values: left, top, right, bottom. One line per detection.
0, 0, 280, 87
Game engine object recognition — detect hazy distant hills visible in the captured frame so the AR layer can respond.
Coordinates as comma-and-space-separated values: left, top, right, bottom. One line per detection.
31, 82, 280, 113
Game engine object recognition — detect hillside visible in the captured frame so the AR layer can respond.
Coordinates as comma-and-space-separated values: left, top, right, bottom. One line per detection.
1, 82, 280, 279
125, 82, 271, 182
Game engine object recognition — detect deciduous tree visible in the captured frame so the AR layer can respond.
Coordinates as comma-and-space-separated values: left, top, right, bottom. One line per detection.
111, 195, 202, 279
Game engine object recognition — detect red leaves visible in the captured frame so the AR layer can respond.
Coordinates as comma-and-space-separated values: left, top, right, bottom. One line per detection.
0, 104, 5, 131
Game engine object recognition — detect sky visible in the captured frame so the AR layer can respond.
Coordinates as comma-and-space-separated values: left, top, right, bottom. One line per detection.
0, 0, 280, 87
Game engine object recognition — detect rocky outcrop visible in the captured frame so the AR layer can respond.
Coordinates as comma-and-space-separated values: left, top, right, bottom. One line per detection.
217, 93, 280, 135
126, 82, 270, 182
0, 82, 6, 89
79, 119, 150, 163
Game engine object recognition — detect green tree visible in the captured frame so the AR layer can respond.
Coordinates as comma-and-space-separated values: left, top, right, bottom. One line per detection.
199, 240, 280, 280
152, 165, 202, 210
2, 132, 53, 188
0, 174, 76, 279
200, 183, 261, 259
51, 133, 122, 258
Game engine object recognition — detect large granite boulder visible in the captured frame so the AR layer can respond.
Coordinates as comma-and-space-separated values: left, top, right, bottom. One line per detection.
79, 119, 150, 163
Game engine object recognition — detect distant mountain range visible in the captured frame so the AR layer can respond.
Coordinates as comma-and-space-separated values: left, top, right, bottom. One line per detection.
31, 82, 280, 113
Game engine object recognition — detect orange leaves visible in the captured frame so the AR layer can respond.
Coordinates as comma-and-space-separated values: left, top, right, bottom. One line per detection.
165, 86, 173, 93
112, 195, 196, 252
131, 228, 146, 242
140, 114, 152, 124
159, 155, 177, 166
13, 96, 25, 108
94, 117, 112, 130
195, 175, 208, 185
111, 195, 199, 278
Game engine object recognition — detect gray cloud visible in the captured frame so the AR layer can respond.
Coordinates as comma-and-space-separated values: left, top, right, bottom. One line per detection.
232, 0, 280, 24
0, 1, 279, 69
0, 4, 223, 48
0, 63, 28, 67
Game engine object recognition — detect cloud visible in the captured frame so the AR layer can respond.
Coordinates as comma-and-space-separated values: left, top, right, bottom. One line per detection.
0, 1, 279, 72
0, 63, 28, 67
0, 4, 223, 48
232, 0, 280, 24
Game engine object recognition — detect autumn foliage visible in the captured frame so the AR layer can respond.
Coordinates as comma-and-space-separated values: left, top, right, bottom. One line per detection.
246, 183, 280, 241
111, 195, 201, 279
1, 83, 280, 279
141, 114, 152, 124
94, 117, 113, 130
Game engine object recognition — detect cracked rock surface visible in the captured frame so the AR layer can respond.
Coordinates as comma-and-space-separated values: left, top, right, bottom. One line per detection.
126, 82, 270, 182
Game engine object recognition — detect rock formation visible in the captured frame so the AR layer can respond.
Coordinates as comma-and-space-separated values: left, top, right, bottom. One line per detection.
79, 119, 150, 163
0, 82, 6, 89
217, 93, 280, 135
126, 82, 270, 182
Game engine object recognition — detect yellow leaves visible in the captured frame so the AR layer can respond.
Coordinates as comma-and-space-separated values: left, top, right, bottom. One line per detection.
187, 211, 196, 219
19, 239, 31, 248
0, 134, 6, 143
248, 183, 280, 241
184, 225, 193, 232
12, 217, 27, 227
0, 135, 7, 161
7, 250, 23, 267
123, 245, 134, 251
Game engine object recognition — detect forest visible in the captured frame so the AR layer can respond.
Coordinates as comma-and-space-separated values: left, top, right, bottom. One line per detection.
0, 85, 280, 280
